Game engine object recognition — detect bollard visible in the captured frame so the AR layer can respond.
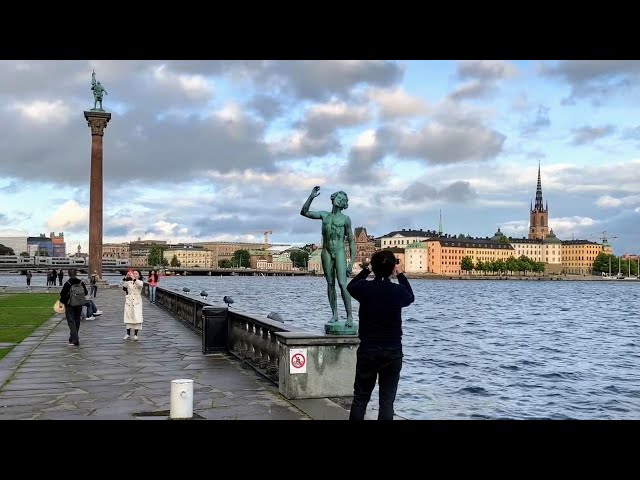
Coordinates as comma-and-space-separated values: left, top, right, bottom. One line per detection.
170, 379, 194, 419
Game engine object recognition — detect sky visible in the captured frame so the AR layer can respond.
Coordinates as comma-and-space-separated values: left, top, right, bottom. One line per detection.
0, 60, 639, 255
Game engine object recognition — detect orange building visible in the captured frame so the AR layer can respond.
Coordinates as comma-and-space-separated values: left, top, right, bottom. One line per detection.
427, 237, 514, 275
561, 240, 605, 275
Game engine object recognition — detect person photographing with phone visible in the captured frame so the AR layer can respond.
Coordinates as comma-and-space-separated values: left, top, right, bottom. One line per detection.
346, 249, 414, 420
121, 269, 144, 341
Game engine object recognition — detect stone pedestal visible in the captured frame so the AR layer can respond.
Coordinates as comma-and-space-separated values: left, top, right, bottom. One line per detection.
276, 332, 359, 400
84, 110, 111, 280
324, 320, 358, 335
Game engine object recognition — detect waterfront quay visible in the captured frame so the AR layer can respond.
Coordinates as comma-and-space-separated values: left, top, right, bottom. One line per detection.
0, 287, 365, 420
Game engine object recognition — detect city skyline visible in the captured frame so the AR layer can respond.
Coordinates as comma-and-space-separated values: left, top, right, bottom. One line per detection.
0, 60, 639, 255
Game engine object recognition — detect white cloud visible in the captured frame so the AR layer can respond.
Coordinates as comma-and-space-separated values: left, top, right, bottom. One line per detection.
152, 64, 213, 100
368, 87, 429, 118
354, 129, 376, 148
10, 100, 71, 124
549, 216, 597, 239
595, 194, 640, 209
499, 220, 529, 238
596, 195, 623, 208
47, 200, 88, 230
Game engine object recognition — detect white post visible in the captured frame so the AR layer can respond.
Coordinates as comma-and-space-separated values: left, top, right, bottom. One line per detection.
170, 379, 194, 419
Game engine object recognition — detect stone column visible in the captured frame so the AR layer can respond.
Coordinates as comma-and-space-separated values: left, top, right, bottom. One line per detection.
84, 110, 111, 280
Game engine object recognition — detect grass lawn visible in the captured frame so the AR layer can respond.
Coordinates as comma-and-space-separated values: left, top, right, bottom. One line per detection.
0, 293, 60, 359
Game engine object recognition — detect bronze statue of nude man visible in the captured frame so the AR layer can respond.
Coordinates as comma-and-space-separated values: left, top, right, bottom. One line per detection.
301, 186, 357, 333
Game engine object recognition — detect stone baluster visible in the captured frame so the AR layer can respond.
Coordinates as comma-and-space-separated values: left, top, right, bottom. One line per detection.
258, 327, 271, 368
244, 321, 256, 360
267, 331, 279, 375
252, 324, 263, 364
230, 316, 243, 353
238, 318, 250, 357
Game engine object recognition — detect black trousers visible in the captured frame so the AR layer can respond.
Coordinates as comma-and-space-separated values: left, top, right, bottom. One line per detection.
65, 305, 83, 344
349, 345, 403, 421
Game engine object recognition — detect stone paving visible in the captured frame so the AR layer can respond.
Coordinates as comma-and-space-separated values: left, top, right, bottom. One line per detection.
0, 288, 309, 420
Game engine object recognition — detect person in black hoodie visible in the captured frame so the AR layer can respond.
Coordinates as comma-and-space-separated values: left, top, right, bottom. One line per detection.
346, 249, 415, 420
59, 268, 88, 346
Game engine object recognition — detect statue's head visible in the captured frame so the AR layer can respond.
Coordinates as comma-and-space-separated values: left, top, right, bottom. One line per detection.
330, 191, 348, 210
97, 81, 101, 85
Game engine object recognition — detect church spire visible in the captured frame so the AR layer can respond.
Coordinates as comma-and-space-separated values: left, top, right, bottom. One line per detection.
534, 160, 544, 212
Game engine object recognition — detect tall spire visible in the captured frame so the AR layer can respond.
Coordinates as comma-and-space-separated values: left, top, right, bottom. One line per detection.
534, 160, 544, 212
438, 209, 443, 236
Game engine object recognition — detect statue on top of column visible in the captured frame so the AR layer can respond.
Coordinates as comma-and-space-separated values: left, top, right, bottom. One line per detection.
91, 70, 108, 111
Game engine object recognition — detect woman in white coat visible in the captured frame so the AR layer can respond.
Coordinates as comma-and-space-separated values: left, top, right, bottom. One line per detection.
121, 269, 144, 341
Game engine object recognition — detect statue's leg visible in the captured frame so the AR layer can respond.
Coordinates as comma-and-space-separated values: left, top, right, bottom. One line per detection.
321, 253, 338, 322
335, 255, 354, 325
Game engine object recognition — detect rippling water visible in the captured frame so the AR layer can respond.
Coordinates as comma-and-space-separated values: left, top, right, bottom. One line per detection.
3, 273, 640, 419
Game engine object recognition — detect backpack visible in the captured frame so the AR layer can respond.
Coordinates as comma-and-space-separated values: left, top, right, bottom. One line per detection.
68, 282, 86, 306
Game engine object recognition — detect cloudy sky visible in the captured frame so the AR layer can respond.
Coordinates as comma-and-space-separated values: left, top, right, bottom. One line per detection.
0, 60, 639, 255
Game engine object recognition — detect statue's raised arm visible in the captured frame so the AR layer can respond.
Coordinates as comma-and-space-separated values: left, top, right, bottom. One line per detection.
300, 186, 325, 220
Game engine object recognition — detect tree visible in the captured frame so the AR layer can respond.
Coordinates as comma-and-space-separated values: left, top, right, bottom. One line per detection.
37, 249, 48, 256
532, 261, 545, 275
19, 251, 30, 257
218, 259, 232, 268
518, 255, 532, 275
461, 256, 474, 274
289, 250, 309, 269
475, 260, 485, 275
148, 244, 168, 267
505, 256, 518, 275
170, 255, 181, 267
0, 244, 15, 256
593, 252, 613, 275
495, 259, 506, 275
232, 249, 251, 268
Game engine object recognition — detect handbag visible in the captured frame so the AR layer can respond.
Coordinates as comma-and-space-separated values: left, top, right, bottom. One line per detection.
53, 299, 65, 314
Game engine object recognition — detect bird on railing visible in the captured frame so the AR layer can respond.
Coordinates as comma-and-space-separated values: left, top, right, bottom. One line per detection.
183, 287, 190, 294
267, 312, 284, 323
200, 290, 208, 299
223, 296, 234, 307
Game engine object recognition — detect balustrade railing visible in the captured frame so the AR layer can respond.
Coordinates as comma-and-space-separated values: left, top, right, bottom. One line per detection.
151, 286, 306, 384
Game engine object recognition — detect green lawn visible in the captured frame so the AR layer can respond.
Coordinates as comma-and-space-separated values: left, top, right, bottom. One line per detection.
0, 294, 60, 359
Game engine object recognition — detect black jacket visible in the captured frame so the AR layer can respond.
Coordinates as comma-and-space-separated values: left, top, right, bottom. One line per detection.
60, 277, 88, 305
347, 268, 415, 348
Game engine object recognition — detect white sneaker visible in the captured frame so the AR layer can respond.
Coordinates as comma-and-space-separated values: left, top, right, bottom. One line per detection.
123, 334, 130, 340
133, 335, 138, 341
94, 310, 103, 315
86, 316, 96, 321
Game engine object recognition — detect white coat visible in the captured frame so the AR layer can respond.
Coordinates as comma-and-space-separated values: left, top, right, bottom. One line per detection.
122, 279, 144, 328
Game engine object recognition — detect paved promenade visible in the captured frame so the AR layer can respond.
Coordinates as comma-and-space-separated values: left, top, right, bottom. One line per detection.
0, 287, 309, 420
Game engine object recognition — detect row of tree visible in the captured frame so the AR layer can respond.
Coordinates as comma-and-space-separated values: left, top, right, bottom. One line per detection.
593, 252, 639, 277
460, 255, 546, 275
147, 247, 311, 270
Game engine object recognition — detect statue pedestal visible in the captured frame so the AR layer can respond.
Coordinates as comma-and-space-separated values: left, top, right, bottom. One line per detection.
276, 332, 360, 399
324, 321, 358, 335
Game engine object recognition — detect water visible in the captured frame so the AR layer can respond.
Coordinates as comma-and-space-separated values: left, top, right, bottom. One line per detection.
3, 273, 640, 419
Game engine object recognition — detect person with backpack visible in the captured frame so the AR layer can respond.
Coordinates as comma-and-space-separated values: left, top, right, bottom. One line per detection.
60, 268, 88, 346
